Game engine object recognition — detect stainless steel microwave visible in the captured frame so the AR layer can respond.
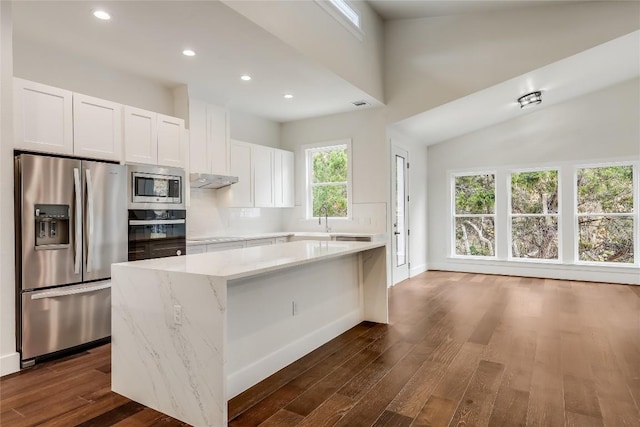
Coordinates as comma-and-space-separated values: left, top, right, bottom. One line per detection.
127, 164, 185, 210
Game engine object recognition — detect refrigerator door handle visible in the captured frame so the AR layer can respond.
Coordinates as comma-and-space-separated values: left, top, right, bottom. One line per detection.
73, 168, 81, 275
30, 282, 111, 300
86, 169, 94, 273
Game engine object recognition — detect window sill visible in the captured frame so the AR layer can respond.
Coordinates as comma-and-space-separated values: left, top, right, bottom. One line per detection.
446, 256, 639, 271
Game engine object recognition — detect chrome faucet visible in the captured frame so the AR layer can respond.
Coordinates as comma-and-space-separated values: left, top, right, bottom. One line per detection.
318, 205, 331, 233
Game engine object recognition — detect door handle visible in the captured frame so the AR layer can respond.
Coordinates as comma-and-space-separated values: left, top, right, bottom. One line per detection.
86, 169, 94, 273
31, 282, 111, 300
73, 168, 81, 275
394, 231, 401, 235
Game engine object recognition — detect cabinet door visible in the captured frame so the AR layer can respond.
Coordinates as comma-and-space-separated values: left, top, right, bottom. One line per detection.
275, 149, 294, 208
246, 238, 275, 247
253, 145, 274, 208
186, 244, 206, 255
157, 114, 185, 168
73, 93, 123, 161
124, 106, 157, 164
206, 241, 246, 252
188, 98, 208, 174
228, 140, 253, 207
14, 78, 73, 155
207, 105, 229, 175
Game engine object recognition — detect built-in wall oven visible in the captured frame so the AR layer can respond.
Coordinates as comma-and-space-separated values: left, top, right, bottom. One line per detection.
126, 164, 186, 261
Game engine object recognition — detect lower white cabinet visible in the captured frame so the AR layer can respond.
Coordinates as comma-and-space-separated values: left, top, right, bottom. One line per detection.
245, 238, 275, 248
207, 241, 246, 252
187, 244, 207, 255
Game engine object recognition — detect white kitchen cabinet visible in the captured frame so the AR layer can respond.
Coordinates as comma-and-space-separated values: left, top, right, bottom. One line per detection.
228, 140, 254, 207
188, 99, 229, 175
73, 93, 122, 161
14, 78, 73, 155
124, 106, 157, 164
245, 238, 275, 247
187, 244, 207, 255
274, 149, 294, 208
253, 145, 275, 208
124, 106, 184, 168
157, 114, 184, 168
206, 241, 246, 252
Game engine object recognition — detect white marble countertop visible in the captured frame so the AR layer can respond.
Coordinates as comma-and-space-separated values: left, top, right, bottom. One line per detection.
186, 232, 292, 245
186, 231, 385, 245
114, 240, 385, 281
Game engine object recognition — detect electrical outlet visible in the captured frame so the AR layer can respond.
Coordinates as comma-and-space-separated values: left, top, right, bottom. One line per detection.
173, 305, 182, 325
292, 301, 298, 316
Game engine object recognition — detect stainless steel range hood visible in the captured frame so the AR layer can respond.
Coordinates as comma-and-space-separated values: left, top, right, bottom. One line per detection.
190, 173, 239, 189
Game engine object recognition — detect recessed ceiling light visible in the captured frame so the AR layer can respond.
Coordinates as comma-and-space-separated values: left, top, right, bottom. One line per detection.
517, 91, 542, 109
93, 10, 111, 20
283, 93, 294, 99
240, 75, 252, 81
182, 49, 196, 57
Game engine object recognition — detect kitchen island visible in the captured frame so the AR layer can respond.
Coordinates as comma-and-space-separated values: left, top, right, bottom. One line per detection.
111, 240, 388, 426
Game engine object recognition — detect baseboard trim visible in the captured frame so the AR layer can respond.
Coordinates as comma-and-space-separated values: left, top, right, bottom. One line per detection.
410, 263, 428, 277
227, 310, 362, 398
0, 352, 20, 377
429, 260, 639, 285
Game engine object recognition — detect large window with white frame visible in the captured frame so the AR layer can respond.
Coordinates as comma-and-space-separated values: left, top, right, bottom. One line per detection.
305, 140, 351, 219
509, 169, 560, 260
576, 163, 636, 264
453, 173, 496, 257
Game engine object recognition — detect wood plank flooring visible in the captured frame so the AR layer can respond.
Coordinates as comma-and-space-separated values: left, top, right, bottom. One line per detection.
1, 271, 639, 426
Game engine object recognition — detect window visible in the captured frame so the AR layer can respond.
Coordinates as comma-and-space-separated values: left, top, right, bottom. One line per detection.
510, 170, 559, 260
453, 173, 496, 257
576, 164, 635, 264
306, 142, 350, 218
315, 0, 363, 39
329, 0, 360, 28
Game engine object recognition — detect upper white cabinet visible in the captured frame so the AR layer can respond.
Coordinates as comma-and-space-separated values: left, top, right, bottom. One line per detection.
228, 140, 254, 207
124, 106, 184, 168
188, 98, 229, 175
73, 93, 122, 161
14, 78, 73, 155
274, 149, 294, 208
253, 144, 274, 208
157, 114, 185, 168
227, 140, 294, 208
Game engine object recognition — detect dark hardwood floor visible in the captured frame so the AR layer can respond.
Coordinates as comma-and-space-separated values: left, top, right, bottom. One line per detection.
1, 271, 639, 426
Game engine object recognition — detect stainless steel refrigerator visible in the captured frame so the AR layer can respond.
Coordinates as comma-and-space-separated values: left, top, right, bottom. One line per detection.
15, 153, 127, 367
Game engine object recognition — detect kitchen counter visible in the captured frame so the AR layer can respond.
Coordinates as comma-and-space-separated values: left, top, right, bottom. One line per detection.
111, 241, 388, 426
186, 231, 386, 245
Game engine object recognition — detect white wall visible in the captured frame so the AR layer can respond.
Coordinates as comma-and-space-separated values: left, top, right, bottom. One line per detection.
222, 0, 384, 103
229, 109, 281, 148
388, 128, 428, 278
427, 78, 640, 284
384, 1, 640, 123
0, 1, 18, 376
280, 107, 389, 234
13, 36, 174, 115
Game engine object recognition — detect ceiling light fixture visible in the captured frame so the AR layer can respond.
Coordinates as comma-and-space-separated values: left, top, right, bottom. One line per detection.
182, 49, 196, 57
240, 75, 252, 81
93, 10, 111, 20
517, 91, 542, 109
283, 93, 294, 99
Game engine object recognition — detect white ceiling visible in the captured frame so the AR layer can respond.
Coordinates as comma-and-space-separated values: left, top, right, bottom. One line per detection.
11, 0, 382, 123
392, 30, 640, 145
11, 0, 638, 142
367, 0, 582, 20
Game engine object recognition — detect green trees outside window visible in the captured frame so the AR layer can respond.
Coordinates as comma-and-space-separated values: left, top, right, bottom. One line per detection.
308, 145, 348, 217
510, 170, 559, 260
454, 174, 496, 256
577, 165, 634, 263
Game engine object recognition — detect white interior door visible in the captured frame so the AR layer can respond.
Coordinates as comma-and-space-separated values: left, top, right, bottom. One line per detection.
392, 146, 409, 284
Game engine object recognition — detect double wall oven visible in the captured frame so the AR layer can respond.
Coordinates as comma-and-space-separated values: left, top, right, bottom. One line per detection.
127, 164, 186, 261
